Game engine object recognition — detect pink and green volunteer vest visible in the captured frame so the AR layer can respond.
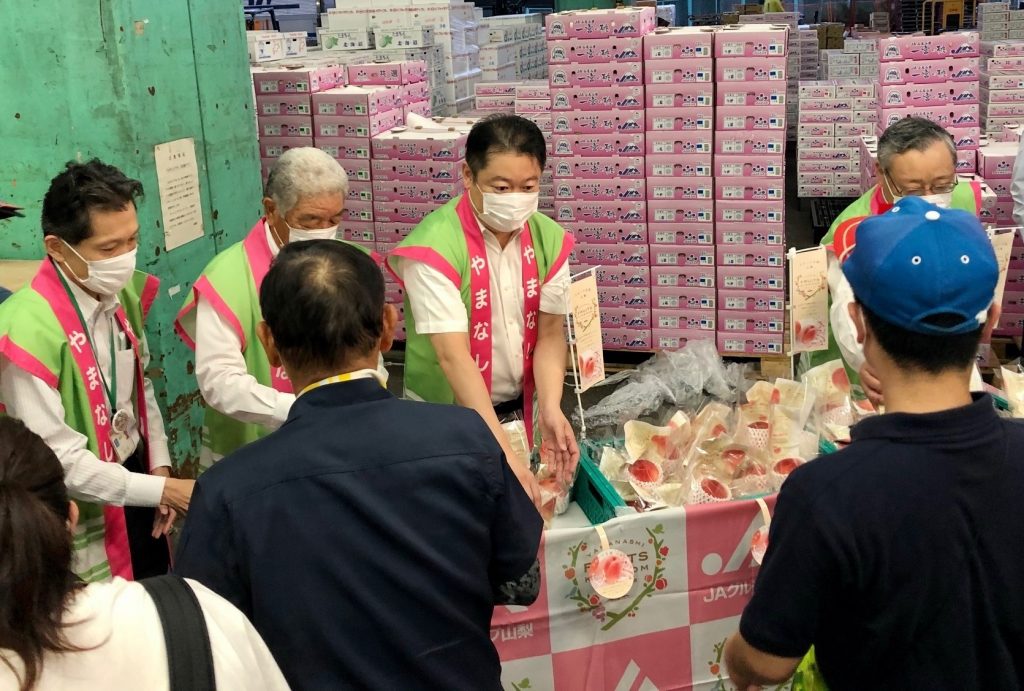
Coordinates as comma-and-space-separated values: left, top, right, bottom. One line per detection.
387, 195, 573, 447
176, 221, 375, 469
0, 260, 159, 583
801, 181, 982, 391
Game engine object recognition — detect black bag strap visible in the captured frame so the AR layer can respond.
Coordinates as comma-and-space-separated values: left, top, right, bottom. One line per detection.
139, 575, 217, 691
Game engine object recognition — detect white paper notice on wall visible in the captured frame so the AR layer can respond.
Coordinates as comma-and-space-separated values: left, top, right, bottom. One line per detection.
788, 245, 829, 354
154, 138, 204, 251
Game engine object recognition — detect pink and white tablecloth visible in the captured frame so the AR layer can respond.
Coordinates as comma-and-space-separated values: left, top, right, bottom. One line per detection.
491, 498, 794, 691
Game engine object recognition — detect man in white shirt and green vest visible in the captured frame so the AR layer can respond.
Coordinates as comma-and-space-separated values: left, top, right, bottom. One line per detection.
388, 114, 578, 505
176, 147, 385, 471
801, 117, 984, 405
0, 160, 193, 582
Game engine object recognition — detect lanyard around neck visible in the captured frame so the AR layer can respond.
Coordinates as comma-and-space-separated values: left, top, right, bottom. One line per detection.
55, 264, 118, 409
298, 369, 385, 397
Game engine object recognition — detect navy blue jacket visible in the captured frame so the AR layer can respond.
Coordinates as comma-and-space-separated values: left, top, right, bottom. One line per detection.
175, 378, 542, 691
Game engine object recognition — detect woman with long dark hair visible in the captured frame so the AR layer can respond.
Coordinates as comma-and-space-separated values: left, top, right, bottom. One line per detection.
0, 416, 289, 690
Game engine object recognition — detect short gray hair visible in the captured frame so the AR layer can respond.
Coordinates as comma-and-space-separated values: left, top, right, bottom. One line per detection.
877, 117, 957, 170
265, 147, 349, 215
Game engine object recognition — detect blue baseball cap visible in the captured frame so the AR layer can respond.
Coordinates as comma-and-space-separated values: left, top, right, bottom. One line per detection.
842, 196, 998, 335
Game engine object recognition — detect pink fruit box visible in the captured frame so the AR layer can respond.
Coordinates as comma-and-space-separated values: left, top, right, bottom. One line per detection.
716, 223, 785, 247
646, 108, 714, 132
372, 180, 463, 203
716, 245, 785, 268
555, 179, 647, 201
550, 133, 646, 157
257, 93, 312, 117
715, 106, 786, 131
315, 111, 401, 138
595, 286, 652, 308
645, 154, 713, 178
648, 224, 715, 246
716, 200, 785, 224
603, 329, 654, 350
714, 25, 789, 58
647, 199, 714, 224
554, 201, 647, 224
571, 243, 650, 266
715, 178, 785, 201
714, 155, 785, 178
569, 223, 649, 245
544, 7, 656, 40
644, 59, 714, 84
347, 61, 427, 86
643, 27, 714, 61
646, 83, 715, 109
653, 308, 716, 331
549, 63, 644, 88
718, 289, 786, 313
653, 329, 716, 351
878, 32, 979, 62
717, 331, 785, 356
717, 265, 785, 291
552, 111, 645, 134
371, 129, 468, 161
716, 83, 787, 107
313, 86, 401, 116
258, 116, 314, 139
553, 156, 646, 179
646, 178, 714, 201
715, 131, 785, 156
646, 131, 713, 155
602, 308, 653, 330
719, 311, 786, 333
652, 268, 716, 290
547, 38, 644, 65
550, 86, 644, 111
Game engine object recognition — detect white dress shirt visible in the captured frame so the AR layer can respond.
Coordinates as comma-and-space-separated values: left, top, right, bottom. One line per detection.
1011, 135, 1024, 229
0, 577, 290, 691
194, 222, 388, 430
399, 216, 570, 404
0, 268, 170, 508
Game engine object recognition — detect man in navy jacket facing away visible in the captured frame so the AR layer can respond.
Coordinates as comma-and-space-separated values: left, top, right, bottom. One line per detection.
726, 198, 1024, 690
175, 240, 543, 691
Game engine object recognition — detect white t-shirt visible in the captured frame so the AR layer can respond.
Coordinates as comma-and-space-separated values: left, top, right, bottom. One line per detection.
398, 222, 570, 404
0, 578, 290, 691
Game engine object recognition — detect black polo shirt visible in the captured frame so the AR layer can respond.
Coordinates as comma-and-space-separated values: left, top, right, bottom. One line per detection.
741, 395, 1024, 690
175, 379, 542, 691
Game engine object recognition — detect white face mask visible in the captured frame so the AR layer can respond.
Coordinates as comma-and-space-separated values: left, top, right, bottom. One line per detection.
287, 224, 339, 243
474, 186, 539, 233
919, 192, 953, 209
62, 242, 137, 296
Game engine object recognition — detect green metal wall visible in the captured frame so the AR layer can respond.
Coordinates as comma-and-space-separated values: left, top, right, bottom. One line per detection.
0, 0, 264, 474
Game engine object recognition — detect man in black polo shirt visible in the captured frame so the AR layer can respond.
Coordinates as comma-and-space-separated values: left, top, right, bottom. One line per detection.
175, 241, 542, 690
725, 196, 1024, 689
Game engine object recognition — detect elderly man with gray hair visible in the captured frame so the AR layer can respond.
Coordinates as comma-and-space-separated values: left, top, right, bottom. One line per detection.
800, 117, 984, 406
176, 147, 385, 470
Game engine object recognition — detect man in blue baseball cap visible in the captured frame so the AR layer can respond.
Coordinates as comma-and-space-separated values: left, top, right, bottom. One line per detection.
725, 197, 1024, 690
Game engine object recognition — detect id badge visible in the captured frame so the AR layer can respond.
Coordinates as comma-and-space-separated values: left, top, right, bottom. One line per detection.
110, 409, 135, 463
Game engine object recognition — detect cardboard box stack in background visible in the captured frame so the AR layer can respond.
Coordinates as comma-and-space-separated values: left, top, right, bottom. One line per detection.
813, 22, 845, 50
738, 14, 800, 141
976, 141, 1024, 335
514, 81, 554, 215
817, 35, 879, 80
642, 27, 716, 353
869, 12, 890, 32
477, 14, 547, 82
311, 61, 426, 254
253, 62, 347, 185
370, 125, 471, 339
977, 2, 1011, 42
878, 31, 982, 176
546, 7, 657, 352
317, 1, 485, 116
796, 80, 877, 197
981, 40, 1024, 140
247, 30, 308, 63
712, 24, 788, 357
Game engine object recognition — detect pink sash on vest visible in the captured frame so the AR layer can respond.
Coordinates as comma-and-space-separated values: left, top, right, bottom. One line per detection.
242, 221, 292, 393
455, 195, 542, 445
31, 260, 155, 581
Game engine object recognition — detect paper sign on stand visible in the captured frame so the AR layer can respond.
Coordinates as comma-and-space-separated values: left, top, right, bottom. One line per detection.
154, 138, 204, 251
787, 246, 829, 354
989, 227, 1018, 307
567, 269, 605, 440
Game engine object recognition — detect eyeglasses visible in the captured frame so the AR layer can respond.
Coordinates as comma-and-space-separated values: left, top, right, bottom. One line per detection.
883, 172, 957, 197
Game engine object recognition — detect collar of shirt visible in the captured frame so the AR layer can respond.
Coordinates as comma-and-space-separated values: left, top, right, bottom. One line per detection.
298, 368, 386, 397
56, 263, 120, 327
264, 219, 281, 258
851, 393, 999, 446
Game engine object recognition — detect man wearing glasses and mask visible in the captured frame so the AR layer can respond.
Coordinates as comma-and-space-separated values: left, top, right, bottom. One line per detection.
801, 117, 984, 406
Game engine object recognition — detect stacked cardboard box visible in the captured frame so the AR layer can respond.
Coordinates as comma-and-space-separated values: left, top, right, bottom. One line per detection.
318, 2, 484, 116
547, 7, 657, 351
739, 14, 800, 141
796, 80, 877, 197
977, 2, 1011, 42
976, 141, 1024, 335
712, 25, 788, 357
247, 30, 308, 63
477, 14, 547, 81
370, 126, 470, 340
642, 27, 717, 352
878, 32, 982, 175
981, 41, 1024, 139
253, 62, 347, 184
